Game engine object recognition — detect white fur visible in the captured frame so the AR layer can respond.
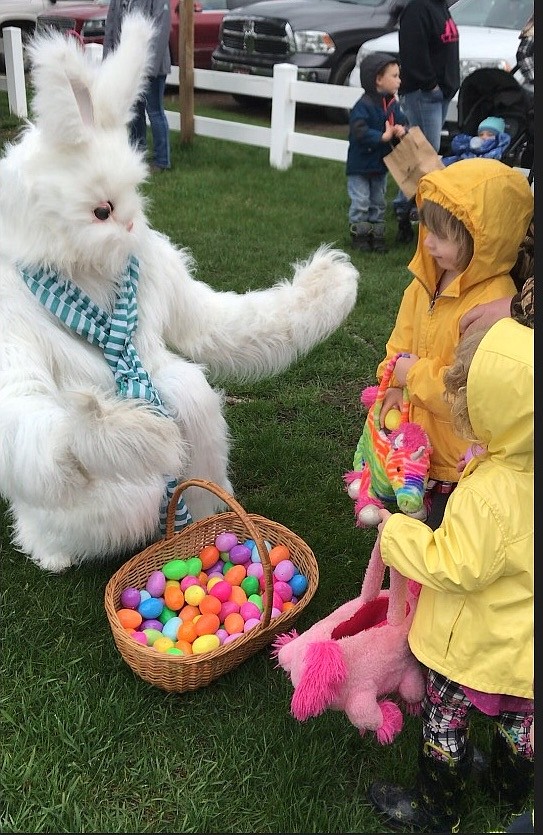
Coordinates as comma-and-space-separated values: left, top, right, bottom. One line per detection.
0, 17, 359, 572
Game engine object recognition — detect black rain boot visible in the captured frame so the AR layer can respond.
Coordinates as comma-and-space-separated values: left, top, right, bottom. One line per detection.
395, 215, 414, 244
490, 726, 534, 814
369, 740, 473, 832
349, 221, 373, 252
371, 223, 388, 253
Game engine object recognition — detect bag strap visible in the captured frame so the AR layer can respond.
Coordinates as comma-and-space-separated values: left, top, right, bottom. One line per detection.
360, 537, 408, 627
372, 352, 410, 430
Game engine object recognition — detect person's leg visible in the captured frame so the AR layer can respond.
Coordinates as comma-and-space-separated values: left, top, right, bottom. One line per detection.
129, 94, 147, 154
347, 175, 372, 251
369, 174, 388, 253
491, 711, 534, 814
145, 75, 170, 170
369, 670, 474, 831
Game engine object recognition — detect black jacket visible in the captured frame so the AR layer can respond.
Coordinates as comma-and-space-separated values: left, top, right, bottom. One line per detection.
398, 0, 459, 99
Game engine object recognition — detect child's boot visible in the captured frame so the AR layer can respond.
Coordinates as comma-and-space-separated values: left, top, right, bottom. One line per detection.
395, 214, 414, 244
368, 740, 473, 832
349, 221, 373, 251
490, 726, 534, 813
371, 223, 388, 253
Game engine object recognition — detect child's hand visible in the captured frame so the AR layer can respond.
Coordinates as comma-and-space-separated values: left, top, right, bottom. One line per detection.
377, 507, 392, 536
394, 353, 419, 385
393, 125, 406, 139
380, 387, 403, 428
382, 123, 395, 142
457, 443, 486, 472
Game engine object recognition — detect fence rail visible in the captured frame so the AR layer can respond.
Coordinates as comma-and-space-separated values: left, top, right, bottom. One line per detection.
2, 29, 358, 169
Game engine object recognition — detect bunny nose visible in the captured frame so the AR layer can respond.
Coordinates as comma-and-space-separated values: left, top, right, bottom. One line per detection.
126, 221, 133, 232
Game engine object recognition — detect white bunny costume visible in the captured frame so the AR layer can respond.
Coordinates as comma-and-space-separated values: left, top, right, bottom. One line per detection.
0, 15, 359, 572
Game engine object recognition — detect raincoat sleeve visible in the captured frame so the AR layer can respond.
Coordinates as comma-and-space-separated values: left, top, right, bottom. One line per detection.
379, 487, 506, 593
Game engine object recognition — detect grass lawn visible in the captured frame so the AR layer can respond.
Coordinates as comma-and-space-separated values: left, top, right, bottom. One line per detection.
0, 90, 527, 833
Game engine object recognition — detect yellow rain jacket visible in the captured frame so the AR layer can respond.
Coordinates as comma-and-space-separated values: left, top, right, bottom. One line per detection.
380, 318, 533, 698
377, 158, 533, 482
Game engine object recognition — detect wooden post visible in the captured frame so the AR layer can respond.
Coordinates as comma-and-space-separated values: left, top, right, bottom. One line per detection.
179, 0, 194, 143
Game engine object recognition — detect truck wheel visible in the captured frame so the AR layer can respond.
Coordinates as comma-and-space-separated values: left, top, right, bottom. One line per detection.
326, 54, 357, 124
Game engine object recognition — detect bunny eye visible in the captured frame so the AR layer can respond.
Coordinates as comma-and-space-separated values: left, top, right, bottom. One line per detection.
93, 201, 114, 221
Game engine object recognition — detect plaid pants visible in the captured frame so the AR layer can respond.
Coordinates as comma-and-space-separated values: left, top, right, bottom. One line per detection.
421, 670, 534, 763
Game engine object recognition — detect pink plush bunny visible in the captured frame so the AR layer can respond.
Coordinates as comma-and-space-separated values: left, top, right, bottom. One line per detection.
272, 540, 425, 744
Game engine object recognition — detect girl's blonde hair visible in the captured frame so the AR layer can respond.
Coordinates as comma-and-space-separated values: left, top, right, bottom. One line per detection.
419, 199, 474, 272
443, 327, 489, 441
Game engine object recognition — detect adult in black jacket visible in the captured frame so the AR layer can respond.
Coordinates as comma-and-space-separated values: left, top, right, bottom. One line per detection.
393, 0, 460, 242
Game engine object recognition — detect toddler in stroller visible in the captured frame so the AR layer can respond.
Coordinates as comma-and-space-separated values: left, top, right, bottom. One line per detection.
442, 116, 511, 166
449, 67, 534, 175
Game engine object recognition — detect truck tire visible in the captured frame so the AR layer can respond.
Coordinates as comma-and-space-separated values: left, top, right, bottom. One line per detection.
326, 53, 357, 124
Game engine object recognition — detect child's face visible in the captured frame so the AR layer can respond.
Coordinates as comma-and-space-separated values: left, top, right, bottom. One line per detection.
376, 63, 401, 96
478, 129, 496, 140
423, 231, 462, 272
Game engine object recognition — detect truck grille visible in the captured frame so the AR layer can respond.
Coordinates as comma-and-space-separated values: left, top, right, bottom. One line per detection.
221, 16, 294, 58
36, 16, 77, 35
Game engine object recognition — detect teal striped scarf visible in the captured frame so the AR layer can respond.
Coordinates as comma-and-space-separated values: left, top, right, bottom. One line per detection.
20, 255, 191, 534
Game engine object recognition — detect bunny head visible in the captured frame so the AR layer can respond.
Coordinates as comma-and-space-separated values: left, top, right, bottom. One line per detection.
0, 13, 156, 278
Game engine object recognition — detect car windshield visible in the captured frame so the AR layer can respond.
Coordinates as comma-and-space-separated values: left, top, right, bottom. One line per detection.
451, 0, 532, 30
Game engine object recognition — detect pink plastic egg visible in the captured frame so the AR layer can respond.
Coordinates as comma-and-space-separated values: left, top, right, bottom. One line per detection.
240, 601, 261, 622
209, 579, 232, 602
180, 575, 200, 592
145, 570, 167, 598
244, 617, 261, 632
219, 600, 240, 621
274, 580, 294, 602
273, 559, 296, 582
131, 631, 148, 645
215, 531, 238, 552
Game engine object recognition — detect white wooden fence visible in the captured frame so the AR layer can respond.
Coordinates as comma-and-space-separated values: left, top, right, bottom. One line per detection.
2, 28, 359, 170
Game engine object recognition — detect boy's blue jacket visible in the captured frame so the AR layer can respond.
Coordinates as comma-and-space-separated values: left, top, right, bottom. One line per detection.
346, 52, 408, 177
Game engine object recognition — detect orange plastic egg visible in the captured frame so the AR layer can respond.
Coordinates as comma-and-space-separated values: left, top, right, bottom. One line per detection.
178, 604, 200, 623
224, 564, 246, 586
164, 583, 185, 611
224, 612, 245, 635
269, 544, 290, 567
199, 544, 220, 570
117, 608, 143, 630
199, 594, 222, 616
229, 585, 247, 606
177, 621, 198, 644
195, 612, 220, 636
174, 638, 193, 654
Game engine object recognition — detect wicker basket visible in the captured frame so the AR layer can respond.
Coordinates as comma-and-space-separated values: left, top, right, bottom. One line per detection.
104, 479, 319, 692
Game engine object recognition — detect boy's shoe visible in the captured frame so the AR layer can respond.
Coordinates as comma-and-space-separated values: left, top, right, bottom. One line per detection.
371, 223, 388, 253
350, 222, 373, 252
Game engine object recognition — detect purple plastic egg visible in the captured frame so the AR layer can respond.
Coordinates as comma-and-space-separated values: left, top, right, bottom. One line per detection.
243, 617, 261, 632
271, 606, 283, 619
229, 544, 252, 565
223, 632, 243, 644
145, 570, 166, 598
273, 559, 296, 582
140, 618, 163, 632
216, 628, 229, 644
274, 580, 293, 602
247, 562, 264, 579
215, 531, 238, 552
120, 587, 141, 609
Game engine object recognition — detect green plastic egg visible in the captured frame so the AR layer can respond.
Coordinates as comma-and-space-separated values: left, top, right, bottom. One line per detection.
162, 559, 188, 581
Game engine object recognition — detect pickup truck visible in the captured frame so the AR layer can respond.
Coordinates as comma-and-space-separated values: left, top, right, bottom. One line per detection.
211, 0, 407, 122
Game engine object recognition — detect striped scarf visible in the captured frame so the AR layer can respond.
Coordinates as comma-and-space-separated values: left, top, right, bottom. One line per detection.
20, 255, 191, 534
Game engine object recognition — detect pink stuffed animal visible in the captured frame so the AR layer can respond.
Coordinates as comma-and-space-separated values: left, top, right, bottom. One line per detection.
272, 540, 425, 744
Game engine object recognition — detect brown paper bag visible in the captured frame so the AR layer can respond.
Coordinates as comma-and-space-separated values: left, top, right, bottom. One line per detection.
384, 126, 444, 199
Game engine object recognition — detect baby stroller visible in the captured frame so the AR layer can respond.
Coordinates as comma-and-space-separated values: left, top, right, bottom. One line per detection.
455, 67, 534, 181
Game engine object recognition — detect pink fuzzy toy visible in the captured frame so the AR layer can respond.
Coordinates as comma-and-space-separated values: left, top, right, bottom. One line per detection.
272, 540, 425, 744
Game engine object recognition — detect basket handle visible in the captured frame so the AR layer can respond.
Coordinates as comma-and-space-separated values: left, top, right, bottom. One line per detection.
165, 479, 274, 628
373, 352, 410, 428
360, 537, 408, 627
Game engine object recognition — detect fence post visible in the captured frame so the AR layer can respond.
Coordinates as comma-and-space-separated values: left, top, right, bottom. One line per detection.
3, 27, 27, 118
269, 63, 296, 170
84, 43, 103, 64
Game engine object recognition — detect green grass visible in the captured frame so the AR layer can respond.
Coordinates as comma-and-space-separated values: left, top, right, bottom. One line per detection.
0, 91, 524, 833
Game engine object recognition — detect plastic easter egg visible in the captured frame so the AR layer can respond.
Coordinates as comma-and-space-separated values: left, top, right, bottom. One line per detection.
185, 556, 203, 577
222, 560, 234, 574
229, 585, 247, 606
195, 613, 220, 636
158, 605, 178, 624
282, 601, 296, 613
240, 601, 261, 622
154, 636, 175, 653
139, 589, 151, 602
215, 531, 238, 553
274, 580, 293, 602
209, 579, 232, 602
384, 408, 402, 431
246, 562, 263, 580
184, 584, 206, 608
117, 608, 143, 630
347, 478, 361, 500
248, 593, 264, 612
162, 616, 183, 642
240, 575, 260, 596
199, 594, 222, 616
289, 573, 308, 597
175, 639, 193, 654
120, 587, 141, 609
199, 544, 220, 570
177, 621, 198, 644
166, 647, 184, 656
223, 632, 242, 644
251, 540, 272, 562
269, 544, 290, 567
243, 617, 261, 632
271, 607, 282, 619
162, 559, 188, 581
198, 571, 209, 587
192, 634, 221, 655
216, 628, 229, 644
273, 559, 296, 582
142, 628, 163, 646
138, 596, 164, 619
179, 604, 200, 623
219, 600, 240, 622
145, 569, 166, 598
131, 631, 148, 645
229, 543, 251, 565
224, 612, 245, 635
141, 618, 163, 632
206, 576, 223, 591
163, 583, 185, 612
224, 564, 246, 586
243, 538, 256, 551
180, 575, 200, 592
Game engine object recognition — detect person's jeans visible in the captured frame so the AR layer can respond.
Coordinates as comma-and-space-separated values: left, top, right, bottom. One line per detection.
347, 173, 387, 225
129, 75, 170, 169
393, 87, 452, 218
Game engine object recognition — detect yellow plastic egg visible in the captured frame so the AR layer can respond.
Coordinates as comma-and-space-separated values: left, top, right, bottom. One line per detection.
192, 634, 220, 655
183, 584, 206, 607
384, 409, 401, 431
154, 636, 175, 653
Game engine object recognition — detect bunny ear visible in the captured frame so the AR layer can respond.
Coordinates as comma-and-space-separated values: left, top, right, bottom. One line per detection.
27, 31, 98, 145
93, 12, 156, 130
